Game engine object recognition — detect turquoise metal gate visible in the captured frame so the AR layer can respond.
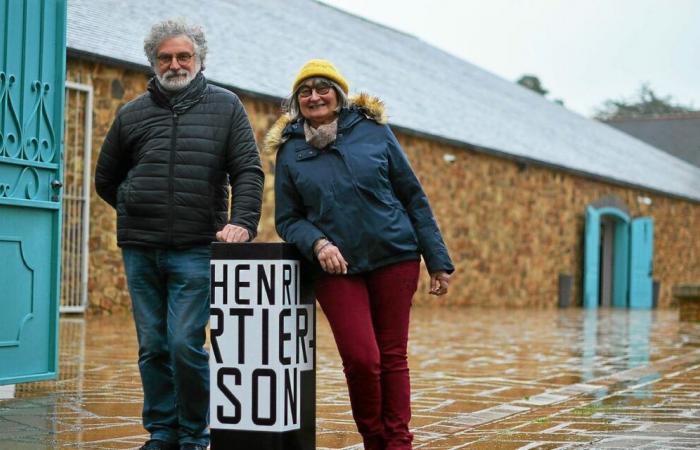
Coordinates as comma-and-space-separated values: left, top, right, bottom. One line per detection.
0, 0, 67, 384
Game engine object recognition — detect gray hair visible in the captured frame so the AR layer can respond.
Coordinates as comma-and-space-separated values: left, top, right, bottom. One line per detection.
143, 19, 208, 69
283, 77, 349, 122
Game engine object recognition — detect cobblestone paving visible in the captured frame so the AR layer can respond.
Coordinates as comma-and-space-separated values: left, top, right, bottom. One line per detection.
1, 308, 699, 449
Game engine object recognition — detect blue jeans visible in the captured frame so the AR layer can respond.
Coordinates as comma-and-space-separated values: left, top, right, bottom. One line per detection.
122, 246, 211, 447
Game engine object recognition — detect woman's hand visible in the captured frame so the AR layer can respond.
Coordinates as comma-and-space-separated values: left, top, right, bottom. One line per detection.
429, 271, 450, 296
315, 239, 348, 275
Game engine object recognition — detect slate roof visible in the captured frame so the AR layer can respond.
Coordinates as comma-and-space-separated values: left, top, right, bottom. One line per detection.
605, 114, 700, 168
67, 0, 700, 202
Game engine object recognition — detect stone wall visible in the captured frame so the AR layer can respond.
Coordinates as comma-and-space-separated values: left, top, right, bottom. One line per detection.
66, 58, 700, 314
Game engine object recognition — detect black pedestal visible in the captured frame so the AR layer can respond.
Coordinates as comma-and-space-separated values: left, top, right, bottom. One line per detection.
209, 243, 315, 450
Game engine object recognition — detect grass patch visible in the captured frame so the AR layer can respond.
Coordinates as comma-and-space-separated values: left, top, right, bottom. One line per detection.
570, 403, 613, 417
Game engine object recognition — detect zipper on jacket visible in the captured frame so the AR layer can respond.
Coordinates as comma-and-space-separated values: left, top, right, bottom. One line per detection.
167, 111, 178, 246
331, 141, 374, 239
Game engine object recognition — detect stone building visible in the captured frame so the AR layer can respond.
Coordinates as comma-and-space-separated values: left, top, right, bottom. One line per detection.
62, 0, 700, 314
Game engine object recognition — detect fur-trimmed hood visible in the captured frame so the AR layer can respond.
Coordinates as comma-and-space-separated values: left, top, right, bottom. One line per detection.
263, 92, 387, 153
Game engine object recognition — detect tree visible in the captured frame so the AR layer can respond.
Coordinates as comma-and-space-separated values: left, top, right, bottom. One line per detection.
595, 83, 696, 120
517, 74, 548, 96
516, 74, 565, 106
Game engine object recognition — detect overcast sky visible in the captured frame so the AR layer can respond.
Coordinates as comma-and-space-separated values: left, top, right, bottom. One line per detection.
319, 0, 700, 117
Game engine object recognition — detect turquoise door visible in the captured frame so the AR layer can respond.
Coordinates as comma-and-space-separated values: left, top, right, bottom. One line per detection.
0, 0, 67, 384
629, 217, 654, 309
612, 220, 629, 308
583, 206, 600, 308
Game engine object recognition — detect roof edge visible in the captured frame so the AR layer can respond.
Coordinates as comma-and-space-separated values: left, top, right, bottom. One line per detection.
67, 48, 284, 104
313, 0, 418, 40
68, 48, 152, 74
603, 111, 700, 123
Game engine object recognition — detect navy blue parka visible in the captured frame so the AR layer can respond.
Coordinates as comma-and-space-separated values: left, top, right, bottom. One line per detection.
268, 93, 454, 275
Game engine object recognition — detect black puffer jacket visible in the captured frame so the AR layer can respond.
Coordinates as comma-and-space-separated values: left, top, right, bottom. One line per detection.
95, 73, 264, 248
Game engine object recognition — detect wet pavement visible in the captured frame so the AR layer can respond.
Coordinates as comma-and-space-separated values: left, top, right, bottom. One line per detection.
1, 308, 700, 449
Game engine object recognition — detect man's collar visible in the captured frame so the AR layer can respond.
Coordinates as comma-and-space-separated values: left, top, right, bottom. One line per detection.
148, 71, 207, 112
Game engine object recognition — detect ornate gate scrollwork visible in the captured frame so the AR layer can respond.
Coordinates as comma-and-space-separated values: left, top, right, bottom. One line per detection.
23, 80, 56, 163
1, 72, 58, 204
0, 72, 23, 159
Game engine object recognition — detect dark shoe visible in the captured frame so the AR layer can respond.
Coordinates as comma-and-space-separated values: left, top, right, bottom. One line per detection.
362, 434, 386, 450
180, 444, 208, 450
139, 439, 178, 450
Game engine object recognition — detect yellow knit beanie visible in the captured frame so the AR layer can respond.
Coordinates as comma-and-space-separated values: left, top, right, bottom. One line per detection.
292, 59, 349, 95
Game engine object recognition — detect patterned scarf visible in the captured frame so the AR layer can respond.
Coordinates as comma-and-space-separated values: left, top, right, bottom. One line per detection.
304, 119, 338, 149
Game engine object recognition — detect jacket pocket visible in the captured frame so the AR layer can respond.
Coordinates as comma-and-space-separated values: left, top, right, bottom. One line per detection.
116, 177, 133, 215
302, 183, 335, 223
356, 180, 403, 211
292, 148, 336, 220
296, 148, 319, 161
208, 183, 227, 230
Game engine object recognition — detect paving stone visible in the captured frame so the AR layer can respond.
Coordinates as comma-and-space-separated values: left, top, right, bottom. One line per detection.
592, 437, 664, 447
517, 393, 570, 406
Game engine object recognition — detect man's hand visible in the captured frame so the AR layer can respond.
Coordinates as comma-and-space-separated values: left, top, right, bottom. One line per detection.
216, 224, 250, 243
429, 271, 450, 296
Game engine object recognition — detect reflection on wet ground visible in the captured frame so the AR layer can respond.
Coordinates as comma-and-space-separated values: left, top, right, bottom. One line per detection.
1, 308, 700, 449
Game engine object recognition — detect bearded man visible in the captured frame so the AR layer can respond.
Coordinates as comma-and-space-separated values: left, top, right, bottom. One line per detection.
95, 19, 264, 450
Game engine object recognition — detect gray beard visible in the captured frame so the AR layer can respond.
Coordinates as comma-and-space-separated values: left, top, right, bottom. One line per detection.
157, 69, 195, 91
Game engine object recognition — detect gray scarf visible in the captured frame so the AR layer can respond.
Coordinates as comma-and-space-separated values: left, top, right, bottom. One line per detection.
304, 119, 338, 149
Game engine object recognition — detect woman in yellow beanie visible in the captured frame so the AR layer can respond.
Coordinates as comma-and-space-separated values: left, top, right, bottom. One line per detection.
266, 59, 454, 450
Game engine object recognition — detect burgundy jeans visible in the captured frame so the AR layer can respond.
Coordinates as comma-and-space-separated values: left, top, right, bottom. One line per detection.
315, 260, 420, 450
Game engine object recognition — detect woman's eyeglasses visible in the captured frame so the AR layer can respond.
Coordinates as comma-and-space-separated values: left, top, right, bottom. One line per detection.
297, 82, 332, 98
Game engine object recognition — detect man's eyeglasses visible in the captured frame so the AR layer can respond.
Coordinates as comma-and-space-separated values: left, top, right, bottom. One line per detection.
157, 52, 194, 65
297, 82, 332, 98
